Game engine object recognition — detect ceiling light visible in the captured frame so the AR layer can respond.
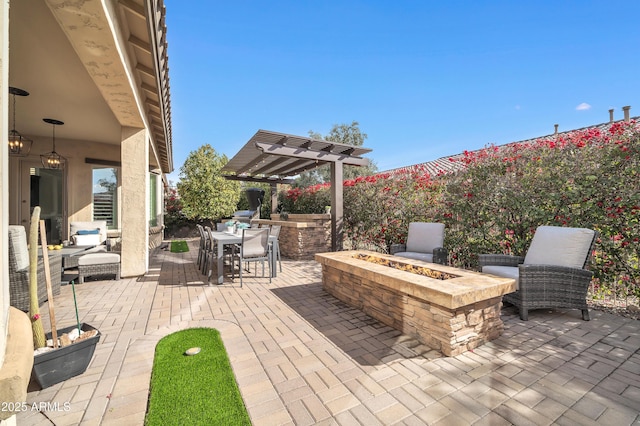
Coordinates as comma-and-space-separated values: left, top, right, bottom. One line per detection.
8, 87, 33, 156
41, 118, 66, 169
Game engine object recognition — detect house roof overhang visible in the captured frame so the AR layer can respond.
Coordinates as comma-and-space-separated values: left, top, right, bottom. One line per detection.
8, 0, 173, 173
222, 130, 372, 184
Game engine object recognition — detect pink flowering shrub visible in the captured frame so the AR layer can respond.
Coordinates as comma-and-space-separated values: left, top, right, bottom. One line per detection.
283, 121, 640, 299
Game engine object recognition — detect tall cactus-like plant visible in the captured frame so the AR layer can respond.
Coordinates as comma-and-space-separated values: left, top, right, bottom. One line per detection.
29, 206, 46, 349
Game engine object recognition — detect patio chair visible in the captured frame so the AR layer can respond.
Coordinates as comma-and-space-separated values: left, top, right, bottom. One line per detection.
205, 226, 234, 280
390, 222, 448, 265
65, 221, 109, 269
479, 225, 597, 321
231, 228, 271, 287
195, 224, 210, 274
269, 225, 282, 272
8, 225, 61, 311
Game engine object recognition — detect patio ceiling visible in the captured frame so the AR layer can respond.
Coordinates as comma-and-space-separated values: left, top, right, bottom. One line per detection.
8, 0, 173, 172
222, 130, 372, 183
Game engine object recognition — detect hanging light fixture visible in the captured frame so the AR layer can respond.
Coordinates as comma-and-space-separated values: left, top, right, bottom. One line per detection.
41, 118, 66, 169
8, 87, 33, 156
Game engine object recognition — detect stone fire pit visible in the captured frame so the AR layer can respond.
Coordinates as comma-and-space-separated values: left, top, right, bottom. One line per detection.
315, 250, 516, 356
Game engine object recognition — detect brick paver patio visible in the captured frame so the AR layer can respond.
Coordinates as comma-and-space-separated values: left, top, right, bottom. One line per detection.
18, 240, 640, 425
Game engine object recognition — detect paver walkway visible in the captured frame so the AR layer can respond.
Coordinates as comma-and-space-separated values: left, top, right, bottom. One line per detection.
18, 240, 640, 425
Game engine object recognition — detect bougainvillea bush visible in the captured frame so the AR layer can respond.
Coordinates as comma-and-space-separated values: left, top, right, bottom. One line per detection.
283, 120, 639, 301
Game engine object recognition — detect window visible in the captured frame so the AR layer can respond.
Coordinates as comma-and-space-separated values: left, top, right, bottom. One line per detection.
149, 173, 158, 226
93, 168, 118, 228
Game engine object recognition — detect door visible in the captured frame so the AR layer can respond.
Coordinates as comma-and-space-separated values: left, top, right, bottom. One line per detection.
20, 160, 66, 244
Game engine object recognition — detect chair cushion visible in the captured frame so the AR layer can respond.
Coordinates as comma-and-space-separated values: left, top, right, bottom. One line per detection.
70, 221, 107, 244
394, 252, 434, 263
405, 222, 445, 254
482, 265, 520, 290
9, 226, 29, 271
524, 226, 595, 269
77, 229, 100, 235
73, 234, 103, 246
78, 253, 120, 266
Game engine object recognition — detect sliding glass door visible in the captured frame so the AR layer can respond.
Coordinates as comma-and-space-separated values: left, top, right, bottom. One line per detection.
20, 161, 65, 244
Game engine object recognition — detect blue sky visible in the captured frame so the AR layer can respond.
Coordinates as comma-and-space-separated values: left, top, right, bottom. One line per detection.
164, 1, 639, 182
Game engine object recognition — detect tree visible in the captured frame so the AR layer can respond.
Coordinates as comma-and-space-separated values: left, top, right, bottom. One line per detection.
177, 145, 241, 223
294, 121, 378, 187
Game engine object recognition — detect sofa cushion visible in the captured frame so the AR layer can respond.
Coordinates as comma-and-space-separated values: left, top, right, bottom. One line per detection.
524, 226, 595, 269
405, 222, 445, 254
8, 226, 29, 271
78, 253, 120, 266
394, 252, 434, 263
73, 234, 102, 247
482, 265, 520, 290
70, 221, 107, 244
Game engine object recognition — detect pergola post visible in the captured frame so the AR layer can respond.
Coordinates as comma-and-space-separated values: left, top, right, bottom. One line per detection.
270, 183, 278, 214
331, 161, 344, 251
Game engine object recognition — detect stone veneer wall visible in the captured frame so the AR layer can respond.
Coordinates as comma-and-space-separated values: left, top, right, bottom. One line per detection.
254, 214, 331, 260
321, 264, 504, 357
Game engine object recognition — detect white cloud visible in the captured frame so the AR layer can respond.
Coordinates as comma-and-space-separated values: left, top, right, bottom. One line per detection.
576, 102, 591, 111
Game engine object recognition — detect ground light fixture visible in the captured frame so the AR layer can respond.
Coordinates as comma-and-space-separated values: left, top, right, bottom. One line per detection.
8, 86, 33, 156
41, 118, 66, 169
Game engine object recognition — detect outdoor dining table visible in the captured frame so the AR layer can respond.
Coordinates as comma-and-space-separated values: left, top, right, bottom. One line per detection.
208, 230, 279, 285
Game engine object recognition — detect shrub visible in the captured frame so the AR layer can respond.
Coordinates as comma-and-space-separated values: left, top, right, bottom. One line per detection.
284, 121, 640, 300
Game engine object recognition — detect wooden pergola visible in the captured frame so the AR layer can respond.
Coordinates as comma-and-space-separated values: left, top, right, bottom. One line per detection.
222, 130, 372, 251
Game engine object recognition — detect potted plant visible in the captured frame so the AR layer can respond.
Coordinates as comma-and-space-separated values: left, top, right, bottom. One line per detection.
225, 220, 236, 233
29, 207, 101, 389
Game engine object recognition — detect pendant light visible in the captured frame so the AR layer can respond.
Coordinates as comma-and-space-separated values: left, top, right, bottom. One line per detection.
8, 87, 33, 156
41, 118, 66, 169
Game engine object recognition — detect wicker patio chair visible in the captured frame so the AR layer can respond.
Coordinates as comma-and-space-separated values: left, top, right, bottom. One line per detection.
9, 225, 61, 311
390, 222, 448, 265
479, 225, 597, 321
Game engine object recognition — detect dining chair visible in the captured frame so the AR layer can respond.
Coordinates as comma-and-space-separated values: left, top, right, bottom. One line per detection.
205, 226, 233, 281
231, 228, 271, 287
195, 224, 206, 272
269, 225, 282, 272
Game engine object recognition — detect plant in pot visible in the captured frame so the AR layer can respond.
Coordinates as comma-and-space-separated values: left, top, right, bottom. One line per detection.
225, 220, 236, 233
29, 207, 101, 389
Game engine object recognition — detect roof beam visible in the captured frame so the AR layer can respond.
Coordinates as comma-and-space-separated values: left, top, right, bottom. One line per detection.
224, 175, 294, 185
119, 0, 145, 18
236, 153, 270, 175
255, 142, 370, 167
268, 158, 316, 176
129, 35, 152, 54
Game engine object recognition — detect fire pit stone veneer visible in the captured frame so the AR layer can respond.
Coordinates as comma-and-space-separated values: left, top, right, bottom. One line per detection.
315, 250, 516, 356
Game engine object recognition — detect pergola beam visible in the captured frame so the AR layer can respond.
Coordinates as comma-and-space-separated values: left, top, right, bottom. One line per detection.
224, 175, 294, 185
222, 130, 373, 252
255, 142, 370, 166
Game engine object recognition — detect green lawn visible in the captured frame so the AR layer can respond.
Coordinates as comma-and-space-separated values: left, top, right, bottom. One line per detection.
145, 328, 251, 426
170, 240, 189, 253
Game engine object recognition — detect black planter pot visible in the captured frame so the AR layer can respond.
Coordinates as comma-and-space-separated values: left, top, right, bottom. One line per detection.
32, 323, 101, 389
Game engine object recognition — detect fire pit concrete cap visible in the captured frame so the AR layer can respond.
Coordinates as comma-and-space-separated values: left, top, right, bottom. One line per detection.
315, 250, 516, 310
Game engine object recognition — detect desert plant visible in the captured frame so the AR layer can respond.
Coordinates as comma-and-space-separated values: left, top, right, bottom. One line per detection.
29, 206, 46, 349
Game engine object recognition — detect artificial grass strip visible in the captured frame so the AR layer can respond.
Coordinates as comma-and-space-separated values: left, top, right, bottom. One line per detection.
145, 328, 251, 426
170, 240, 189, 253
